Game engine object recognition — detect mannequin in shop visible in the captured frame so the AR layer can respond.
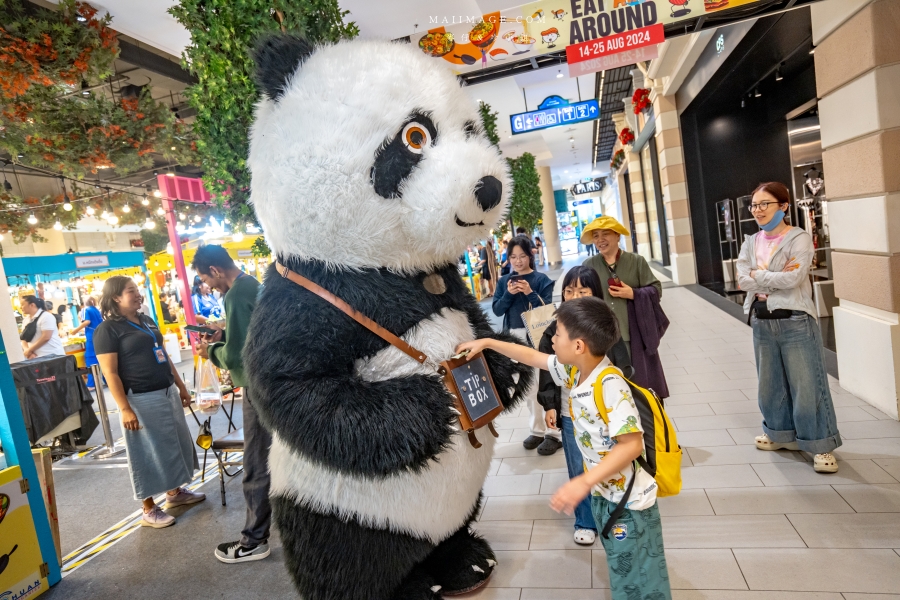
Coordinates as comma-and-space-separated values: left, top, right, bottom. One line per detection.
735, 181, 841, 473
582, 216, 669, 397
241, 34, 533, 600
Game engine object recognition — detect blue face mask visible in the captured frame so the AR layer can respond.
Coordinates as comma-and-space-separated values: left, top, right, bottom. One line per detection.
759, 209, 785, 232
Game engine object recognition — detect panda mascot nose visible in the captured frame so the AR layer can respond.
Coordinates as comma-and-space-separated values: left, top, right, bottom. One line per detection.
475, 176, 503, 212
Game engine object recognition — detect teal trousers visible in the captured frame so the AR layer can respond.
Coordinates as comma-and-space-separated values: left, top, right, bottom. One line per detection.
591, 495, 672, 600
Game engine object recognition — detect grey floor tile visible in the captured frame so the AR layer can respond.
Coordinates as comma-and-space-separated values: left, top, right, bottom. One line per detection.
733, 548, 900, 593
832, 483, 900, 512
712, 354, 757, 365
838, 420, 900, 440
706, 485, 854, 515
539, 472, 571, 495
695, 378, 760, 393
509, 428, 533, 443
669, 382, 701, 395
834, 406, 878, 423
675, 348, 740, 362
489, 550, 592, 588
859, 404, 897, 420
666, 390, 750, 406
874, 458, 900, 480
727, 427, 763, 445
529, 519, 596, 550
708, 400, 760, 415
681, 465, 764, 489
657, 489, 715, 516
662, 514, 806, 548
751, 460, 898, 487
683, 362, 757, 374
830, 394, 868, 408
667, 371, 730, 385
493, 443, 546, 460
489, 459, 502, 476
495, 416, 533, 430
667, 403, 716, 418
665, 548, 749, 590
494, 428, 514, 443
723, 369, 760, 380
497, 455, 568, 476
480, 495, 569, 522
676, 430, 738, 447
690, 331, 733, 342
674, 413, 763, 432
831, 439, 900, 460
483, 475, 544, 497
672, 592, 841, 600
686, 445, 806, 467
472, 521, 535, 551
520, 590, 610, 600
788, 512, 900, 548
457, 587, 522, 599
842, 595, 900, 600
660, 357, 715, 369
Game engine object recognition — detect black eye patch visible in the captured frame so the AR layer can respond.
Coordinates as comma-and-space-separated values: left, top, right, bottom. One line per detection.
464, 121, 480, 139
370, 113, 438, 199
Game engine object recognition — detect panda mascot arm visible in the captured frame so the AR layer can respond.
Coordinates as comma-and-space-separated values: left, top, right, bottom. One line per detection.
243, 35, 533, 600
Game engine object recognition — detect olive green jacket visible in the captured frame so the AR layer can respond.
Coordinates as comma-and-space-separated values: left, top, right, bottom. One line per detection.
583, 252, 662, 341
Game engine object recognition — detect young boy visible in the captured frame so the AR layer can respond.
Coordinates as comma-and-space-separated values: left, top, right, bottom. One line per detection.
457, 296, 671, 600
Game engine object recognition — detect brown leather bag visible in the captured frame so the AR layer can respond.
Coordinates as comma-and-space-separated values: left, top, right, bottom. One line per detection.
275, 263, 504, 448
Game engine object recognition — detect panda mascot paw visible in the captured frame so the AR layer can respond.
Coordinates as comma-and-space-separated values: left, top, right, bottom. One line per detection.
243, 34, 533, 600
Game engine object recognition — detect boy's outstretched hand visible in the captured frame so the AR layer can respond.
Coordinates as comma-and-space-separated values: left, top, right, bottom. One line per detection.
455, 339, 493, 359
550, 476, 593, 515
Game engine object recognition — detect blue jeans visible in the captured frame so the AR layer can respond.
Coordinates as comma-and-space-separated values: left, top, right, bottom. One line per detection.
560, 416, 596, 532
752, 312, 841, 454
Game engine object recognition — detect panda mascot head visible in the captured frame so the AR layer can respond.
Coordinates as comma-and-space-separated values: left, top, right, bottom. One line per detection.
249, 35, 510, 272
244, 34, 534, 600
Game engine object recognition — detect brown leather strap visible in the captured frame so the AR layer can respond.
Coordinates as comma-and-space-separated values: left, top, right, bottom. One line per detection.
275, 262, 429, 365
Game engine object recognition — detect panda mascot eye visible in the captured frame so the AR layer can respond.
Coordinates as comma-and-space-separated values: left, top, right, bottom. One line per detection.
402, 122, 431, 154
370, 113, 438, 199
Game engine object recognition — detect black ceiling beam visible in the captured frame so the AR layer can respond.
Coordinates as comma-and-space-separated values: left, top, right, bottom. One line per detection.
117, 39, 197, 86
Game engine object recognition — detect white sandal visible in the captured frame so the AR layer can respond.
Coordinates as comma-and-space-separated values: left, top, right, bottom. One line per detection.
755, 434, 799, 451
574, 529, 596, 545
814, 453, 839, 473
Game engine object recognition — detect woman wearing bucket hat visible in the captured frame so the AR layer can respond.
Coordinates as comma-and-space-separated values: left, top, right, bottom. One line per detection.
583, 216, 669, 397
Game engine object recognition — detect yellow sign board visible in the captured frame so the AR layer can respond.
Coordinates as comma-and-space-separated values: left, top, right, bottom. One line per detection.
0, 466, 48, 600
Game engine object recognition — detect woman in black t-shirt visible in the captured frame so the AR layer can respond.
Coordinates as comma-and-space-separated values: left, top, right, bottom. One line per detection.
94, 276, 204, 528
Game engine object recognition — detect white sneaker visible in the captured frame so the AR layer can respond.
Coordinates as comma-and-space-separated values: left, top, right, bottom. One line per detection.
141, 505, 175, 528
814, 453, 839, 473
215, 541, 270, 563
755, 434, 799, 451
165, 487, 206, 508
574, 529, 596, 545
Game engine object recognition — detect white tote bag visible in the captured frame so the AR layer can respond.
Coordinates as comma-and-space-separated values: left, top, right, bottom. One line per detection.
521, 299, 558, 348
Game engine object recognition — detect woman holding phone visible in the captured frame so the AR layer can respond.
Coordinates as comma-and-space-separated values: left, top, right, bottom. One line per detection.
492, 235, 559, 454
93, 276, 204, 528
736, 182, 841, 473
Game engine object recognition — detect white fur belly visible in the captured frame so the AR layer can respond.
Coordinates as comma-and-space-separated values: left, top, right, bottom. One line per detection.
268, 307, 496, 543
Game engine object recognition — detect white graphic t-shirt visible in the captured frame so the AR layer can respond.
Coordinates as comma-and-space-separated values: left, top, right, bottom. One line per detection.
547, 355, 658, 510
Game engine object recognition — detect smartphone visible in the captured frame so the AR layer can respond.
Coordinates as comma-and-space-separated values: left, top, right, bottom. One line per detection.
508, 275, 524, 282
607, 277, 622, 288
185, 325, 217, 336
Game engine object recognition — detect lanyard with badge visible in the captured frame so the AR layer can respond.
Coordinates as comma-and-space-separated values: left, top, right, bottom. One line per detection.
126, 318, 168, 364
601, 249, 623, 288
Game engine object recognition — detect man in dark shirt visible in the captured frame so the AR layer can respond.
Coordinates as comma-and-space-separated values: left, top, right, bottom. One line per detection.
193, 245, 270, 564
158, 293, 176, 324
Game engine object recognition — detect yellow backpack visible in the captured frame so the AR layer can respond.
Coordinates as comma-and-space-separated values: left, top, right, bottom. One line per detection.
591, 366, 682, 498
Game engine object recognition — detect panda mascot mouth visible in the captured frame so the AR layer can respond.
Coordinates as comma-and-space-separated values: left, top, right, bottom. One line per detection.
243, 33, 535, 600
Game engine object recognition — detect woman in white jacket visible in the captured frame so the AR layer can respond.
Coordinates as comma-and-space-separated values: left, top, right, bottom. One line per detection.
736, 182, 841, 474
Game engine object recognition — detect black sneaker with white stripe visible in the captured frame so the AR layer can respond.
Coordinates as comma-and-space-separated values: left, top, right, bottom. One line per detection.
215, 540, 270, 563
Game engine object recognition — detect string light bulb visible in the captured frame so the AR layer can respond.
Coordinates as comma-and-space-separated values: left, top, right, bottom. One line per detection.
108, 213, 119, 225
144, 211, 156, 229
63, 201, 73, 211
179, 212, 186, 221
141, 195, 150, 206
157, 206, 165, 216
232, 232, 244, 242
53, 219, 63, 231
122, 203, 131, 213
153, 189, 162, 198
86, 206, 95, 216
27, 213, 37, 225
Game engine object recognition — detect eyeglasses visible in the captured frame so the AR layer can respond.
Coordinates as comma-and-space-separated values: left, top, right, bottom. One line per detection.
748, 201, 778, 212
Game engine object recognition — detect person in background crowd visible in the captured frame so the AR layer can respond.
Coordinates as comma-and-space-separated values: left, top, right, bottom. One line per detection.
191, 276, 224, 324
583, 216, 669, 397
71, 297, 103, 390
537, 266, 633, 546
736, 181, 841, 474
484, 238, 499, 297
193, 245, 270, 564
499, 240, 510, 276
93, 277, 204, 529
492, 236, 560, 455
534, 236, 545, 267
20, 295, 65, 359
54, 303, 67, 328
158, 293, 177, 324
515, 226, 527, 236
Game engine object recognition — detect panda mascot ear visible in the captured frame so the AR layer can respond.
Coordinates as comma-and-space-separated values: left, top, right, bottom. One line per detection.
252, 34, 315, 102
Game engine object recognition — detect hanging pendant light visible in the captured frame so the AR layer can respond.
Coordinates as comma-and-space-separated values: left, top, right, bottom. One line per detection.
157, 206, 165, 216
27, 213, 38, 225
53, 219, 63, 231
86, 205, 96, 216
141, 195, 150, 206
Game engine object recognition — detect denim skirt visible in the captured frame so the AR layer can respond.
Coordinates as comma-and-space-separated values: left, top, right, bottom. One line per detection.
122, 384, 199, 500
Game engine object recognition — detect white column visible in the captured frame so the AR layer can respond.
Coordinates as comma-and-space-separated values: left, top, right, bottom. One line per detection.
0, 259, 26, 363
537, 166, 562, 266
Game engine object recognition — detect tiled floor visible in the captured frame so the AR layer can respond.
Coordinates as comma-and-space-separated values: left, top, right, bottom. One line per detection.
461, 287, 900, 600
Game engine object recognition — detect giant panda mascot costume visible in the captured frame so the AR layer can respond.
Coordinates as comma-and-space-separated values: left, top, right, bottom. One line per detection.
243, 34, 534, 599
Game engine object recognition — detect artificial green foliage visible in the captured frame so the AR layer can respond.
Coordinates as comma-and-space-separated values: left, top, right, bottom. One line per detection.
479, 101, 500, 147
169, 0, 359, 230
506, 152, 543, 234
140, 228, 169, 255
251, 235, 271, 257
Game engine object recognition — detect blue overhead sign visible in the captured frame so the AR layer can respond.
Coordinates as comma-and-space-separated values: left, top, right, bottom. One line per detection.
510, 95, 600, 135
573, 199, 593, 206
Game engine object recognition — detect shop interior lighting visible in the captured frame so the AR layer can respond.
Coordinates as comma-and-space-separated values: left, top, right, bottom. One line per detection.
178, 212, 186, 221
775, 64, 784, 81
62, 201, 73, 211
144, 210, 156, 229
27, 213, 37, 225
153, 189, 162, 198
233, 232, 244, 242
53, 219, 63, 231
157, 206, 165, 215
556, 69, 563, 78
122, 203, 131, 213
754, 88, 761, 98
809, 48, 815, 55
86, 205, 95, 216
141, 195, 150, 206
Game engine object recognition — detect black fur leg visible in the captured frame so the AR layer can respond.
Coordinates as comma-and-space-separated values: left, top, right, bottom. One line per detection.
422, 525, 496, 595
273, 496, 435, 600
391, 564, 443, 600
